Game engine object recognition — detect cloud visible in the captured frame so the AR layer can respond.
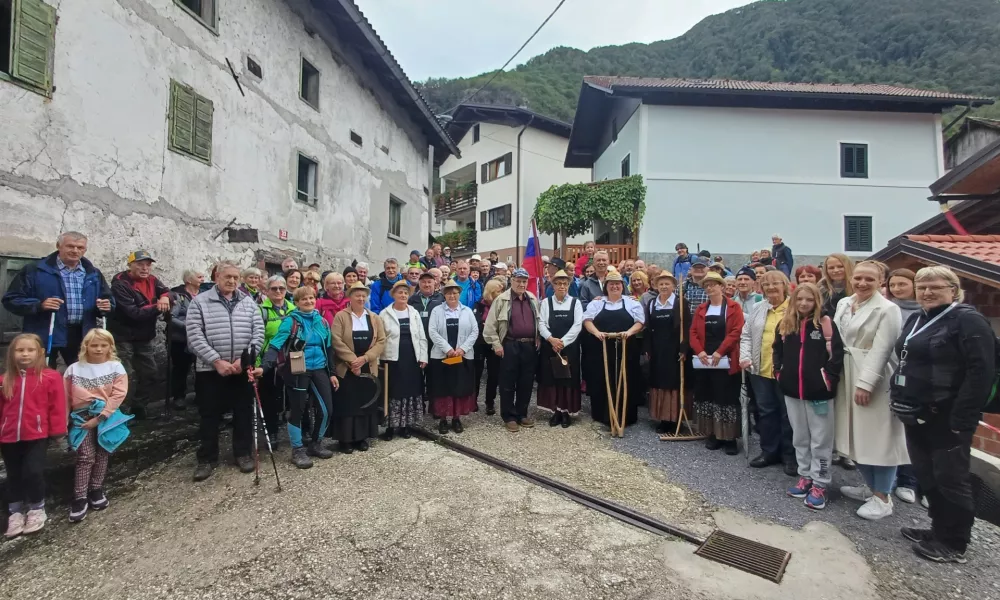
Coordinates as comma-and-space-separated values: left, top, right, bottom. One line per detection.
355, 0, 755, 81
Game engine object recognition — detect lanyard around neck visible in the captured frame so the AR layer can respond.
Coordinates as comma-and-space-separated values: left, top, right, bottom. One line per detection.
904, 302, 957, 346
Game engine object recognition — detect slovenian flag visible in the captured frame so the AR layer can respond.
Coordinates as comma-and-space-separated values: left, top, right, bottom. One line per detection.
525, 220, 544, 297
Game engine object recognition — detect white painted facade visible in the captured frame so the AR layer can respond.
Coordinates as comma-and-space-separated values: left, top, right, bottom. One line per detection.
437, 121, 590, 261
599, 104, 945, 261
0, 0, 440, 286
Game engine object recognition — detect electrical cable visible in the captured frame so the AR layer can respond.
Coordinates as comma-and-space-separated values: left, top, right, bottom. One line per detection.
444, 0, 570, 113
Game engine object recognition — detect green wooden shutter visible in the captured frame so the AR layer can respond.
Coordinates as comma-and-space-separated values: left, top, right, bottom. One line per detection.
169, 81, 196, 155
842, 145, 855, 176
11, 0, 56, 93
193, 95, 214, 163
845, 217, 859, 250
855, 145, 868, 177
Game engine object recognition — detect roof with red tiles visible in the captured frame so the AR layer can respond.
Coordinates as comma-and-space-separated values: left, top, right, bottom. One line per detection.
582, 76, 992, 102
905, 235, 1000, 266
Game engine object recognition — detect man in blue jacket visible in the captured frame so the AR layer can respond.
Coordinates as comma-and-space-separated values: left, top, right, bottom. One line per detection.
2, 232, 113, 367
771, 234, 794, 278
368, 258, 402, 313
453, 260, 482, 308
672, 243, 692, 282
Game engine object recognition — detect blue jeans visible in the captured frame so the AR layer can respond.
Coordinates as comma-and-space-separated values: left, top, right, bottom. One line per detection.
857, 464, 898, 495
749, 374, 794, 462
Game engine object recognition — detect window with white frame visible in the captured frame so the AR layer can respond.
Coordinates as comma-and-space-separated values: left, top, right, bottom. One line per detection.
389, 196, 403, 238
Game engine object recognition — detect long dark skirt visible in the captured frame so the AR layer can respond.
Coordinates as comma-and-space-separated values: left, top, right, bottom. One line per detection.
537, 386, 582, 414
429, 357, 477, 418
695, 369, 740, 440
329, 415, 379, 443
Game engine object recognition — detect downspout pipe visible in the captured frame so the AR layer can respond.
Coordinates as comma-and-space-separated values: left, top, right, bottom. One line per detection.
515, 116, 534, 261
942, 102, 973, 136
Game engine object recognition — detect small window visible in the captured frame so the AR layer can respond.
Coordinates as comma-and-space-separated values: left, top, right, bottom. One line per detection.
389, 196, 403, 238
480, 153, 512, 184
174, 0, 216, 30
300, 57, 319, 109
473, 124, 480, 144
841, 143, 868, 178
296, 153, 318, 205
844, 216, 873, 252
350, 130, 363, 147
611, 117, 618, 143
480, 204, 512, 231
247, 56, 262, 79
168, 80, 214, 164
1, 0, 56, 95
621, 154, 630, 178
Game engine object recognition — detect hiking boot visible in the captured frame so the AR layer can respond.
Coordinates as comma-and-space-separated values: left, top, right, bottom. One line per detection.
452, 418, 464, 434
338, 442, 354, 455
68, 500, 88, 523
787, 477, 813, 499
840, 484, 873, 502
23, 509, 46, 533
505, 421, 519, 433
913, 539, 967, 564
857, 496, 893, 521
381, 427, 395, 441
353, 440, 370, 452
519, 418, 535, 428
901, 527, 934, 544
193, 462, 215, 482
88, 489, 109, 511
236, 455, 255, 474
307, 442, 334, 459
400, 426, 412, 439
438, 419, 450, 434
705, 436, 723, 451
805, 486, 827, 510
4, 512, 24, 538
291, 447, 313, 469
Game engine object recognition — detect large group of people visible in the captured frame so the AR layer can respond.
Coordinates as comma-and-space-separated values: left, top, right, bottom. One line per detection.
0, 231, 996, 566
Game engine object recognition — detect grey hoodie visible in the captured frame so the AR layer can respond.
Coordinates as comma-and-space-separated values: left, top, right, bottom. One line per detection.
891, 297, 921, 323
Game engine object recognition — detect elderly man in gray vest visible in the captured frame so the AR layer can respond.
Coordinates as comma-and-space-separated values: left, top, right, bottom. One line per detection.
185, 261, 264, 482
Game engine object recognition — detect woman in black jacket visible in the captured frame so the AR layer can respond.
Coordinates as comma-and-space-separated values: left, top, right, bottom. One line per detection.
890, 265, 996, 564
774, 283, 844, 511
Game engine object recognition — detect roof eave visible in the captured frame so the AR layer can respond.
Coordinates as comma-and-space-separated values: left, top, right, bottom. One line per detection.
930, 137, 1000, 197
872, 238, 1000, 284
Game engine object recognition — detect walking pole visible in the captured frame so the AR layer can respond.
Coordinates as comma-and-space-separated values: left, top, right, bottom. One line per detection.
243, 348, 261, 486
45, 312, 56, 362
250, 374, 282, 492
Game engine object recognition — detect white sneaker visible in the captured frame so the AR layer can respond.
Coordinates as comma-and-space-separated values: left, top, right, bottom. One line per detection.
840, 484, 873, 502
857, 496, 893, 520
4, 513, 25, 538
894, 487, 917, 504
22, 509, 47, 534
921, 496, 929, 510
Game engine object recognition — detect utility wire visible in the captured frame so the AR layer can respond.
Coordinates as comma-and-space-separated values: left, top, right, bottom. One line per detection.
444, 0, 570, 114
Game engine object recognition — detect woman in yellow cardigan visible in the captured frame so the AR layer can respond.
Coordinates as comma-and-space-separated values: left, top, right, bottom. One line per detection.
330, 282, 387, 453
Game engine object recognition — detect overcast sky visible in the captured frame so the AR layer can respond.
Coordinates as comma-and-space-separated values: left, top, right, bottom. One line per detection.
354, 0, 756, 81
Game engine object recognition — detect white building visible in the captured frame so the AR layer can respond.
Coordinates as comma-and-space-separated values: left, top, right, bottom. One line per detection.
564, 76, 992, 266
434, 104, 590, 264
0, 0, 457, 293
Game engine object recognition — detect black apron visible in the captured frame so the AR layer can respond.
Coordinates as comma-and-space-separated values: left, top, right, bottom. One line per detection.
647, 296, 681, 390
587, 302, 640, 426
331, 314, 379, 418
429, 315, 476, 398
388, 315, 423, 399
703, 302, 727, 355
538, 296, 580, 388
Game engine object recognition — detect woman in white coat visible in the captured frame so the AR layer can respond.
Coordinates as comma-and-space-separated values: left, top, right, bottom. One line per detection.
833, 261, 907, 520
427, 280, 480, 434
379, 280, 428, 440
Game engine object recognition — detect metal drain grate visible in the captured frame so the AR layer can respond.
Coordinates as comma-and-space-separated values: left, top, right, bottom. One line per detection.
694, 530, 792, 583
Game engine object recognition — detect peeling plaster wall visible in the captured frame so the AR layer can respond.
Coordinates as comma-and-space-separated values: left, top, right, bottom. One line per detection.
0, 0, 431, 283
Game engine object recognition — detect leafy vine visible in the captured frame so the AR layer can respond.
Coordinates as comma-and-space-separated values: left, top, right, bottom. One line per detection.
533, 175, 646, 236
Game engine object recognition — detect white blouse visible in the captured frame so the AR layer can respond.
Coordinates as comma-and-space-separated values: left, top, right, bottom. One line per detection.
706, 304, 723, 317
443, 305, 462, 319
582, 296, 646, 324
652, 294, 675, 311
538, 295, 584, 346
350, 311, 370, 331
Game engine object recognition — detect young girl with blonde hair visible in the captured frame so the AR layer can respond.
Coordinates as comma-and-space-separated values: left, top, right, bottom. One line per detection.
0, 334, 66, 537
773, 283, 845, 510
64, 328, 131, 523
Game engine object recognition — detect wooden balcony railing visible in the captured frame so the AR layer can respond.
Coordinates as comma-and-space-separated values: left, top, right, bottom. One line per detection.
434, 183, 478, 219
564, 244, 637, 265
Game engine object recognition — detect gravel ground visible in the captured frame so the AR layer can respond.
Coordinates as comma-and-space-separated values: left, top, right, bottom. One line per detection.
610, 403, 1000, 600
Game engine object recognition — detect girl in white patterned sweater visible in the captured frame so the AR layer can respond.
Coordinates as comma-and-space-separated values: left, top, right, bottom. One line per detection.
64, 329, 128, 523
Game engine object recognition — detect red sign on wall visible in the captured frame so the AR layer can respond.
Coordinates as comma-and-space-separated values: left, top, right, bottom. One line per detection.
278, 229, 288, 241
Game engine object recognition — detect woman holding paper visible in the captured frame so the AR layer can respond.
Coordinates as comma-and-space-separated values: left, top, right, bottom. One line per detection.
690, 272, 745, 455
427, 280, 479, 435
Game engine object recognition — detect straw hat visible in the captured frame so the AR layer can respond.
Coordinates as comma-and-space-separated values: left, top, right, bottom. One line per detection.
604, 271, 625, 286
653, 271, 677, 284
347, 281, 370, 295
391, 279, 410, 292
442, 280, 462, 293
701, 272, 726, 287
551, 269, 571, 282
